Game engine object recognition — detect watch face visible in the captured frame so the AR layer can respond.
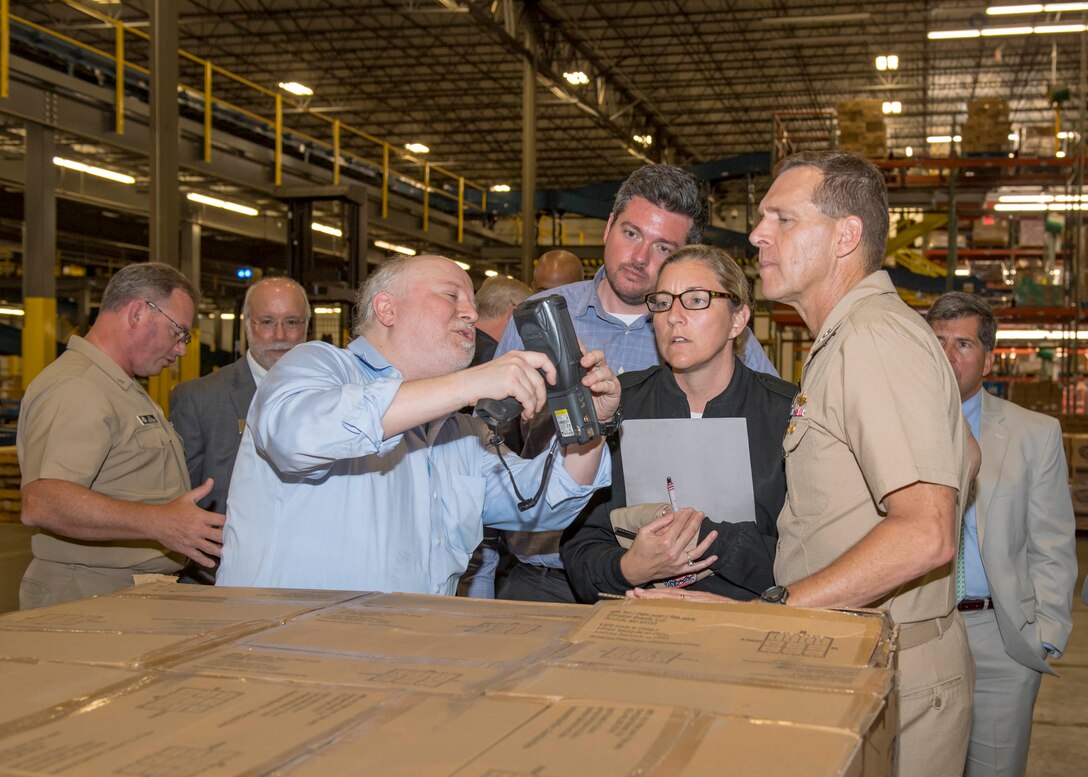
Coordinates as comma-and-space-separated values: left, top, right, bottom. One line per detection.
761, 585, 788, 604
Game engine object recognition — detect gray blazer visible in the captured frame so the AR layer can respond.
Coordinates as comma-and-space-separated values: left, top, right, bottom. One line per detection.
169, 357, 257, 514
976, 391, 1079, 674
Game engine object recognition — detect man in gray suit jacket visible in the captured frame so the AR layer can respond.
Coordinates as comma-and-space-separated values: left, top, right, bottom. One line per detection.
928, 292, 1078, 777
170, 278, 310, 575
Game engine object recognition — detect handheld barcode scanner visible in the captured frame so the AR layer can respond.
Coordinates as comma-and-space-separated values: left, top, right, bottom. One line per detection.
475, 295, 601, 510
476, 295, 600, 445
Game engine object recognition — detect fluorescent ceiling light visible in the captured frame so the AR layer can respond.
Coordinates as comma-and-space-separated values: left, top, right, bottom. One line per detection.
490, 184, 511, 193
0, 307, 24, 316
311, 222, 342, 237
1009, 133, 1020, 141
405, 142, 430, 154
982, 26, 1035, 35
926, 135, 961, 143
454, 261, 471, 271
374, 240, 416, 256
186, 192, 259, 216
905, 146, 913, 157
998, 194, 1051, 202
997, 330, 1088, 340
875, 55, 899, 71
278, 81, 313, 96
1057, 150, 1068, 157
990, 2, 1088, 11
313, 306, 342, 314
53, 156, 136, 185
882, 101, 902, 114
633, 134, 653, 146
928, 29, 980, 39
994, 202, 1049, 211
1035, 23, 1087, 33
1057, 131, 1079, 139
954, 268, 971, 276
563, 71, 589, 85
484, 269, 499, 278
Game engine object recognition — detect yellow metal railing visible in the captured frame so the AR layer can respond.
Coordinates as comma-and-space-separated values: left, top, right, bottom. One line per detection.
0, 2, 489, 240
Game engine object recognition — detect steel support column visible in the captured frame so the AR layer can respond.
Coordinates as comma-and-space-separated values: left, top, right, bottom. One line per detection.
179, 219, 201, 383
149, 0, 179, 268
519, 8, 537, 285
22, 121, 56, 389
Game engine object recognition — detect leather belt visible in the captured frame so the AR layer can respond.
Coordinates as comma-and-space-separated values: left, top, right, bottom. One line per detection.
898, 610, 958, 651
956, 597, 993, 612
520, 563, 568, 579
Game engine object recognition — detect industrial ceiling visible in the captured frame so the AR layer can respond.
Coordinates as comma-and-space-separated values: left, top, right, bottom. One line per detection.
11, 1, 1088, 192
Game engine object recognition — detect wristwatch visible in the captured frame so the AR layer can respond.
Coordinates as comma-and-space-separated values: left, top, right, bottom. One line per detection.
760, 585, 790, 605
597, 407, 623, 438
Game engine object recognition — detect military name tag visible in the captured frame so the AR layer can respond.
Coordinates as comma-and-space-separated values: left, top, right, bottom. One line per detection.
137, 414, 159, 425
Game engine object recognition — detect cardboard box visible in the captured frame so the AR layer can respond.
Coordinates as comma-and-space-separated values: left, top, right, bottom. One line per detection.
0, 585, 898, 776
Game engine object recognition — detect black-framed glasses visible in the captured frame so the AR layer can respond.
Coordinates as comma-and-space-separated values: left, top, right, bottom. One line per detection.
145, 300, 192, 345
645, 289, 738, 313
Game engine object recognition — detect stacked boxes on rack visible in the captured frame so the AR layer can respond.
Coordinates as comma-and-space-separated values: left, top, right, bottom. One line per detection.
962, 98, 1012, 154
1064, 432, 1088, 514
1019, 124, 1057, 157
836, 99, 887, 158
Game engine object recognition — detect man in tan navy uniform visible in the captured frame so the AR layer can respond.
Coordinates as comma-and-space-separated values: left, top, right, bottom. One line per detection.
18, 262, 224, 608
751, 152, 975, 777
636, 151, 976, 777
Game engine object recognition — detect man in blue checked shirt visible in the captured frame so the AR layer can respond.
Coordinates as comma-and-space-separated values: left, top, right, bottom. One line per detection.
217, 255, 619, 596
482, 164, 778, 603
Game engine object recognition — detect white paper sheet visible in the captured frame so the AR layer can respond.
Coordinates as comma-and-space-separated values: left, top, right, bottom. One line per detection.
620, 418, 755, 524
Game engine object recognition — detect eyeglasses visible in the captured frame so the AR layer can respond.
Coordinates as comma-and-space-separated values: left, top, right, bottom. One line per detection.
145, 300, 192, 345
645, 289, 739, 313
250, 317, 308, 333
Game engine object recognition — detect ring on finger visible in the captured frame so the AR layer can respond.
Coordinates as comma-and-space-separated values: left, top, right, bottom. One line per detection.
686, 552, 694, 567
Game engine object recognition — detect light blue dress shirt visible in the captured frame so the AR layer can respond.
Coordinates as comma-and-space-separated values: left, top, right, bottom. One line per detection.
217, 337, 610, 595
962, 390, 990, 599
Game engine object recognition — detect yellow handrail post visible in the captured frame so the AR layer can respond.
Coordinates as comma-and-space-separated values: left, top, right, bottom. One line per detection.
423, 163, 430, 231
332, 119, 340, 185
274, 93, 282, 186
203, 60, 212, 162
481, 189, 487, 213
457, 177, 465, 243
381, 142, 390, 219
114, 20, 123, 134
1, 0, 9, 99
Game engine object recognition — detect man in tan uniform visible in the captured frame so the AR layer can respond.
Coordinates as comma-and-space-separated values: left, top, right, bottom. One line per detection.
18, 262, 224, 608
749, 151, 975, 776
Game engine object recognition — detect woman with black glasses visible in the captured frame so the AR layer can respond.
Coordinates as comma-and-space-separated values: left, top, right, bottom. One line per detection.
561, 244, 797, 602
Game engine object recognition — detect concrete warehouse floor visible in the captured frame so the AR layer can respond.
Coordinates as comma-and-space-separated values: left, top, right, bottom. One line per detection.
0, 522, 1085, 773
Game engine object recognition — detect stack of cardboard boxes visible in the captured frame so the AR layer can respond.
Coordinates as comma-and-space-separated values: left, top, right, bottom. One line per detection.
836, 99, 887, 158
962, 98, 1012, 154
1064, 432, 1088, 514
0, 581, 900, 776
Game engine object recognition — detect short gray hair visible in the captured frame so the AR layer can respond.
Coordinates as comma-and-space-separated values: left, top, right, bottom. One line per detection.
925, 292, 998, 352
475, 276, 531, 319
776, 151, 889, 274
100, 262, 200, 312
613, 164, 709, 244
242, 276, 311, 323
353, 256, 417, 336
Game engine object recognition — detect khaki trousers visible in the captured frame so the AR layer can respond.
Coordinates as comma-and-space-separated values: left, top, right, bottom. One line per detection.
897, 612, 975, 777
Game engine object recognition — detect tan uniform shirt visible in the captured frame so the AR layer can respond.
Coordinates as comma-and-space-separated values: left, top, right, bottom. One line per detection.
17, 335, 189, 574
775, 272, 972, 627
